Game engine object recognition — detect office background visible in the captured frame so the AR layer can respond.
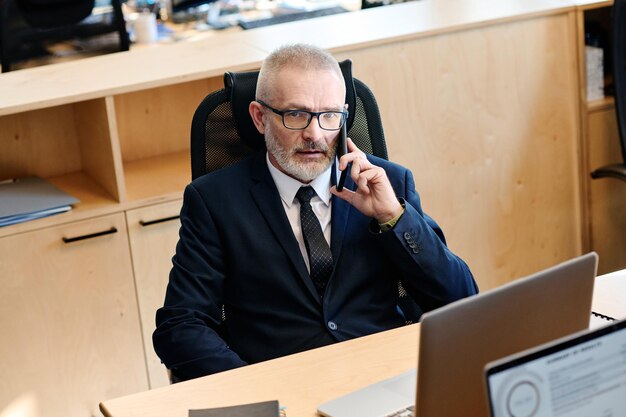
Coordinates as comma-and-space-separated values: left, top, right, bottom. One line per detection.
0, 0, 625, 416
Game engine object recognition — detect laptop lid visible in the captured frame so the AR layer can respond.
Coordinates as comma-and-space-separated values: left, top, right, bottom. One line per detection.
485, 318, 626, 417
416, 252, 598, 417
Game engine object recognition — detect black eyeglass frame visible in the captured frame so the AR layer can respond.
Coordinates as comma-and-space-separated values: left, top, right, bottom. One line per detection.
257, 100, 349, 131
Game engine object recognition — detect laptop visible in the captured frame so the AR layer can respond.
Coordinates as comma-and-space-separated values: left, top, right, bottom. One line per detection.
485, 317, 626, 417
316, 252, 598, 417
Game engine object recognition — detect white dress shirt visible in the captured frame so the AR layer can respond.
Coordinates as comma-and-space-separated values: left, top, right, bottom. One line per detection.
266, 153, 333, 272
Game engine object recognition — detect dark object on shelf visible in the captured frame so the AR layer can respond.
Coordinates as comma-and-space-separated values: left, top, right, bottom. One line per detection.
238, 6, 348, 30
0, 0, 129, 72
362, 0, 417, 10
172, 0, 217, 13
591, 0, 626, 181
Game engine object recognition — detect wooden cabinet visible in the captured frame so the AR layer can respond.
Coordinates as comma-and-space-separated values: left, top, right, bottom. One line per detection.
0, 44, 223, 416
0, 213, 148, 417
126, 201, 183, 389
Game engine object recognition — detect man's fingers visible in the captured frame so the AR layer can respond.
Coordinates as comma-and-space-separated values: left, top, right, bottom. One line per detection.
330, 186, 357, 204
356, 166, 386, 194
346, 136, 359, 152
338, 138, 367, 170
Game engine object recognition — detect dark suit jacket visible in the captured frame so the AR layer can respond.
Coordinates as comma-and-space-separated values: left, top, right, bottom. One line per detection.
153, 151, 478, 381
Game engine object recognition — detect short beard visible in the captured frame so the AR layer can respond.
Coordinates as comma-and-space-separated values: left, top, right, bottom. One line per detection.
265, 126, 337, 183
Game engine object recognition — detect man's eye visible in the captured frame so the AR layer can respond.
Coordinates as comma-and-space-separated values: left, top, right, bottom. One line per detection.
322, 112, 337, 120
286, 111, 306, 119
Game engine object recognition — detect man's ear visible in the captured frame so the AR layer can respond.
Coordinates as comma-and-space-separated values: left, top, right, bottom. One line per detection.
249, 101, 266, 135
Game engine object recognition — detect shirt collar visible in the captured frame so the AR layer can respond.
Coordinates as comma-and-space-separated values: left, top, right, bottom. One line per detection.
266, 152, 332, 208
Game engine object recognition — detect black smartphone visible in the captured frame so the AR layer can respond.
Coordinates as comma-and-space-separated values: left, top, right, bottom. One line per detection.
337, 122, 349, 191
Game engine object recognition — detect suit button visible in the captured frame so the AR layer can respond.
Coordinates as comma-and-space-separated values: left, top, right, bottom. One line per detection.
403, 232, 411, 240
328, 321, 338, 330
412, 247, 420, 254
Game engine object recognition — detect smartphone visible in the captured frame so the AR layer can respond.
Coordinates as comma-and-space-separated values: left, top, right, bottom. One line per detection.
337, 122, 349, 191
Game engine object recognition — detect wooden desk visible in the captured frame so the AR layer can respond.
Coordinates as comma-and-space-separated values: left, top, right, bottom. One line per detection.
592, 268, 626, 320
100, 272, 625, 417
100, 324, 420, 417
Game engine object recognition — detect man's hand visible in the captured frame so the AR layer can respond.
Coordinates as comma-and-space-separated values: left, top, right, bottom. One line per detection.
331, 137, 403, 223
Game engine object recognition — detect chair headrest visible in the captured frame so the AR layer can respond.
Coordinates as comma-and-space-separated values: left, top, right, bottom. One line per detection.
224, 59, 357, 151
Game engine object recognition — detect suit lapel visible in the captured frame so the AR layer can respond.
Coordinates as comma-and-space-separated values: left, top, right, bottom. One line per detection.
249, 153, 320, 302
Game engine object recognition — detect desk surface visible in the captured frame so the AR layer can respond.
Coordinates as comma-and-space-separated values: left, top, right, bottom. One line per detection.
100, 270, 626, 417
100, 323, 420, 417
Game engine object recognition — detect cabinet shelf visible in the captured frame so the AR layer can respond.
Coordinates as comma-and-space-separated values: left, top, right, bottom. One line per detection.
587, 96, 615, 112
124, 151, 190, 202
0, 172, 120, 238
48, 171, 119, 211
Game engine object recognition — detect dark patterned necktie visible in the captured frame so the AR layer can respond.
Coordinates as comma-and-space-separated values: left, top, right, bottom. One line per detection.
295, 186, 333, 298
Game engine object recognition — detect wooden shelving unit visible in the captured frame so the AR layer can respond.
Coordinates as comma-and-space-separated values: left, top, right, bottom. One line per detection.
576, 0, 626, 275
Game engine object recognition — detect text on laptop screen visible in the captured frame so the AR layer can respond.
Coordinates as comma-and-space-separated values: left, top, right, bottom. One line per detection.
487, 324, 626, 417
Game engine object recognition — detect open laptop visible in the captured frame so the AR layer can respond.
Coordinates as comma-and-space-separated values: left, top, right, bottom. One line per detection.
316, 252, 598, 417
485, 317, 626, 417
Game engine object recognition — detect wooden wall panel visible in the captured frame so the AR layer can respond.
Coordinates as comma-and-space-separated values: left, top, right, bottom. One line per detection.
337, 13, 582, 289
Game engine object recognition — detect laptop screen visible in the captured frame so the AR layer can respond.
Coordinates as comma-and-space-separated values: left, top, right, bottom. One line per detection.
485, 319, 626, 417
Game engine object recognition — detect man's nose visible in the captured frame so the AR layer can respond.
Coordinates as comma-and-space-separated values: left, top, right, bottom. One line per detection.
302, 117, 324, 141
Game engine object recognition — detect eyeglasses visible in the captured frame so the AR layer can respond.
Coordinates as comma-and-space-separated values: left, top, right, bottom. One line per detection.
257, 100, 348, 131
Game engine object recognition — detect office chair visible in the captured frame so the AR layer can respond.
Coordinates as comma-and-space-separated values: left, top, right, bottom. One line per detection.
591, 0, 626, 181
0, 0, 129, 72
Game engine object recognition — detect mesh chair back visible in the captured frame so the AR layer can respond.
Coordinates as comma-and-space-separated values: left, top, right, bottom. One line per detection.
191, 59, 387, 180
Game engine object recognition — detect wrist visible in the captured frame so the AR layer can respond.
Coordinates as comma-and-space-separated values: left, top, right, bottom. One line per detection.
377, 201, 406, 232
376, 201, 404, 224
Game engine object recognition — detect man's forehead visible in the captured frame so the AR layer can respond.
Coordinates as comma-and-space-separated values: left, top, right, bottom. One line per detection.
271, 67, 346, 106
273, 66, 342, 86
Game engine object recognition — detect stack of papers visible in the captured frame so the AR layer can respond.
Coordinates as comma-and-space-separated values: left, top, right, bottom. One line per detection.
0, 177, 80, 227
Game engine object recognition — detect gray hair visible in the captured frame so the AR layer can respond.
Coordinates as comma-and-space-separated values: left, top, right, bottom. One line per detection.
256, 44, 344, 102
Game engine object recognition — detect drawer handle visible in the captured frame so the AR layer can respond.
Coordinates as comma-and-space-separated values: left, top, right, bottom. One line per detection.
139, 215, 180, 227
62, 227, 118, 243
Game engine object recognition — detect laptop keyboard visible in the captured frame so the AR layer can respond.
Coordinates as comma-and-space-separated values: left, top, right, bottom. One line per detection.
385, 405, 414, 417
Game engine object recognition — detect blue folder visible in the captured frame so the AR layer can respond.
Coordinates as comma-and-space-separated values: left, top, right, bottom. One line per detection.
0, 177, 79, 227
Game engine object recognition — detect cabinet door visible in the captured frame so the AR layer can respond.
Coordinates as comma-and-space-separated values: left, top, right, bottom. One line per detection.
126, 200, 182, 389
0, 213, 148, 417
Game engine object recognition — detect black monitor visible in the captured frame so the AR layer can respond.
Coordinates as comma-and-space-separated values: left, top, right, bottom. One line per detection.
172, 0, 217, 12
